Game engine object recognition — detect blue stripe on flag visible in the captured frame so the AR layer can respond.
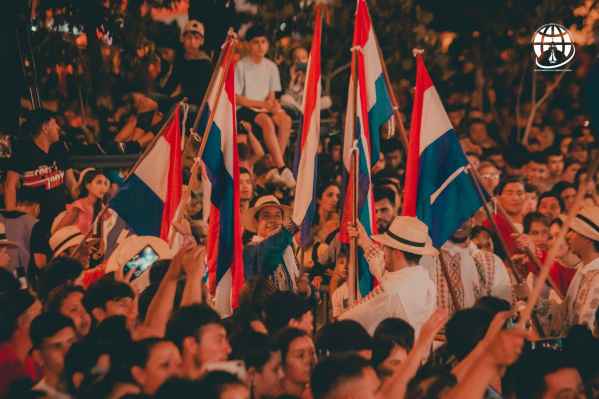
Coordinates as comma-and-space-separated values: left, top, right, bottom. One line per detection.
416, 129, 482, 246
110, 174, 163, 236
367, 75, 393, 165
203, 123, 235, 283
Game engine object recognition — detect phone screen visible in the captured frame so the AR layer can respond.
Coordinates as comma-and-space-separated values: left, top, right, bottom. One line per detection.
123, 246, 159, 280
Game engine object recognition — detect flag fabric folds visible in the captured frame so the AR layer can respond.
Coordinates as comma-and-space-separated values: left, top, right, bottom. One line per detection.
341, 0, 394, 296
292, 6, 323, 246
201, 49, 244, 316
402, 55, 482, 247
110, 106, 183, 243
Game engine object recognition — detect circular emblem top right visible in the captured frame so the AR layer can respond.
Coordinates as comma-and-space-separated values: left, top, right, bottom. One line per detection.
532, 23, 576, 70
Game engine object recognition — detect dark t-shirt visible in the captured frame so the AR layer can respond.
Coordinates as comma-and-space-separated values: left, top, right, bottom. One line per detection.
8, 140, 71, 226
173, 55, 213, 105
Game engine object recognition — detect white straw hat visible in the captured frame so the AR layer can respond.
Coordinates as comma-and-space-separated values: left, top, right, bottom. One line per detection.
49, 225, 84, 257
241, 195, 291, 233
571, 206, 599, 242
371, 216, 438, 256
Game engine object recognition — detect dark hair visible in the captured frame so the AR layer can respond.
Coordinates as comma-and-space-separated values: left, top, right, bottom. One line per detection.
46, 283, 86, 314
406, 364, 457, 399
275, 327, 309, 363
64, 339, 107, 394
39, 257, 85, 301
310, 353, 372, 399
373, 318, 414, 351
27, 109, 57, 137
495, 176, 525, 196
473, 296, 511, 317
382, 139, 402, 155
197, 371, 245, 399
552, 181, 576, 197
0, 290, 36, 342
524, 182, 539, 196
83, 276, 134, 314
316, 320, 372, 357
538, 192, 564, 212
374, 185, 396, 206
30, 312, 74, 349
79, 169, 108, 221
166, 304, 222, 350
239, 167, 251, 177
445, 308, 492, 360
0, 269, 20, 294
513, 349, 579, 399
402, 250, 422, 266
470, 225, 492, 241
265, 291, 312, 334
155, 378, 202, 399
231, 331, 278, 371
523, 211, 549, 234
126, 338, 171, 375
245, 25, 268, 42
317, 181, 340, 202
545, 145, 563, 158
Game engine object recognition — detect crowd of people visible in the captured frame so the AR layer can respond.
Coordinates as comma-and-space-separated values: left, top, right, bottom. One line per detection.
2, 2, 599, 398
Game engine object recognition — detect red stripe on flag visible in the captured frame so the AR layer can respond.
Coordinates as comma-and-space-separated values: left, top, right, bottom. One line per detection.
208, 204, 221, 295
300, 6, 322, 150
160, 106, 182, 240
402, 55, 432, 216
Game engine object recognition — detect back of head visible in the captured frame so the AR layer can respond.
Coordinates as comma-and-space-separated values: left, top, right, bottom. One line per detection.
155, 378, 202, 399
27, 109, 56, 137
0, 289, 35, 342
373, 318, 414, 351
512, 349, 579, 399
83, 276, 134, 314
316, 320, 372, 357
473, 296, 511, 317
166, 304, 221, 351
230, 330, 276, 371
197, 371, 245, 399
30, 312, 74, 349
311, 354, 372, 399
264, 290, 311, 334
445, 308, 492, 360
38, 256, 84, 301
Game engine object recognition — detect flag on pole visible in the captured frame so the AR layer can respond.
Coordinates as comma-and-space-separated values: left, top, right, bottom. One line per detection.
341, 0, 394, 296
292, 6, 323, 246
110, 106, 183, 243
402, 54, 482, 247
201, 48, 244, 316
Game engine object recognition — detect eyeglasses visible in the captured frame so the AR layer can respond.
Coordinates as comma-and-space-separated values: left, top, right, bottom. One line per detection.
480, 173, 500, 179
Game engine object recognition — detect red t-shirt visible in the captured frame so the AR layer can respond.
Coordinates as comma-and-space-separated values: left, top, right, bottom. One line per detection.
0, 343, 41, 396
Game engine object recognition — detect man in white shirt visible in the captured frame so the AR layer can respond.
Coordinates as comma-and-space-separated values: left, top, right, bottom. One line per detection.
561, 206, 599, 331
423, 218, 513, 314
339, 216, 437, 336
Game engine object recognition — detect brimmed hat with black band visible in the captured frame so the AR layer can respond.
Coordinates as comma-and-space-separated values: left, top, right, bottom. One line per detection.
571, 206, 599, 242
371, 216, 438, 256
50, 225, 85, 257
241, 195, 291, 233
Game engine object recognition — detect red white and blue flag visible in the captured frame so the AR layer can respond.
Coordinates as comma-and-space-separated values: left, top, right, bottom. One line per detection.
402, 55, 481, 246
292, 6, 323, 246
201, 48, 244, 316
341, 0, 393, 297
111, 105, 183, 244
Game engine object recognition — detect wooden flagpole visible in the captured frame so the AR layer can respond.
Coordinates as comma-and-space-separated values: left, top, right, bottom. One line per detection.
347, 46, 360, 306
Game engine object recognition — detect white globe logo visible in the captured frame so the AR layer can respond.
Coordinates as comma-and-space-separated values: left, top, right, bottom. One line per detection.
532, 23, 575, 70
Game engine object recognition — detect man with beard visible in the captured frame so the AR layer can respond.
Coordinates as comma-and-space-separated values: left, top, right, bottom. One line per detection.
373, 186, 397, 233
423, 218, 513, 315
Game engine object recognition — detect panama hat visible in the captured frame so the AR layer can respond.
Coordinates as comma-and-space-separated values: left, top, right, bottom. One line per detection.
50, 225, 85, 257
0, 221, 17, 247
371, 216, 438, 256
241, 195, 291, 233
571, 206, 599, 242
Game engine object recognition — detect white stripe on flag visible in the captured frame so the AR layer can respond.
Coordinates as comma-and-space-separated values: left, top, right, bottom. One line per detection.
419, 87, 454, 154
429, 166, 465, 205
135, 137, 170, 201
363, 29, 383, 111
